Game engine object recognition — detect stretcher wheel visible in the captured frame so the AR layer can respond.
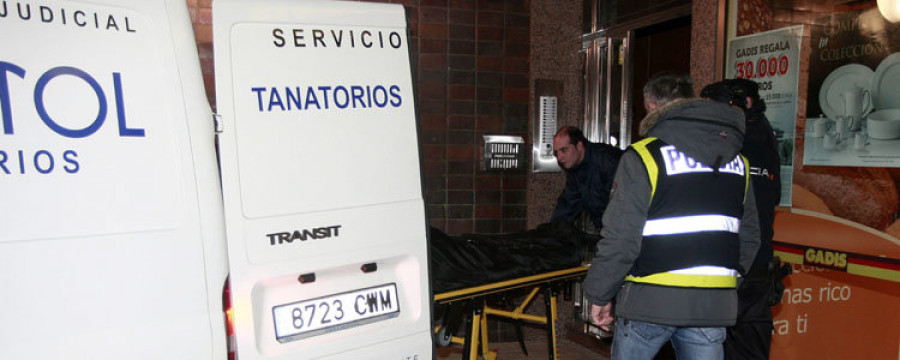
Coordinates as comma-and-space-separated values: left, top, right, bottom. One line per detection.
435, 325, 453, 347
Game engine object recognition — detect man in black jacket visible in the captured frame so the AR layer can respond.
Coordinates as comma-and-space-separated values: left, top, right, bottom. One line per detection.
551, 126, 623, 340
550, 126, 623, 230
702, 78, 782, 360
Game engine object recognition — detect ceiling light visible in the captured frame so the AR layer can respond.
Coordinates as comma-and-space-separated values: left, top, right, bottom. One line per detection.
878, 0, 900, 23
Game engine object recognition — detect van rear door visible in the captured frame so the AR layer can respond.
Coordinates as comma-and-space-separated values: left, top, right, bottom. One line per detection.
213, 1, 433, 359
0, 0, 227, 359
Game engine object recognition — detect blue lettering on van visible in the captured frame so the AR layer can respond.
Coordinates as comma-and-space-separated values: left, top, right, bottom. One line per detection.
0, 61, 145, 138
0, 61, 25, 134
35, 67, 107, 138
388, 85, 401, 107
334, 86, 349, 109
266, 225, 342, 245
250, 84, 401, 112
0, 149, 79, 174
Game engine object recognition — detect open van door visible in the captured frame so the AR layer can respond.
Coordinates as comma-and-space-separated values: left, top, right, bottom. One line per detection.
213, 1, 433, 359
0, 1, 228, 359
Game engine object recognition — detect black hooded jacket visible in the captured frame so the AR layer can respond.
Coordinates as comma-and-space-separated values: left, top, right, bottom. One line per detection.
742, 106, 781, 278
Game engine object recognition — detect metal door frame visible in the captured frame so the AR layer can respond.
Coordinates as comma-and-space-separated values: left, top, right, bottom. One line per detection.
582, 31, 633, 149
581, 2, 692, 149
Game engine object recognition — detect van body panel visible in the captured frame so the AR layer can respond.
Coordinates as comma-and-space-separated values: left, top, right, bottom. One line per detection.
213, 0, 433, 359
0, 0, 227, 359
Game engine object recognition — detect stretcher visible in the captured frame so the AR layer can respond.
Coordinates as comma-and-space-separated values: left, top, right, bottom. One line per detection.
433, 266, 589, 360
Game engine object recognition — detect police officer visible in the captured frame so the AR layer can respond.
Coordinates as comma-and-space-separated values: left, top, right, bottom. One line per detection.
702, 78, 782, 360
584, 74, 761, 360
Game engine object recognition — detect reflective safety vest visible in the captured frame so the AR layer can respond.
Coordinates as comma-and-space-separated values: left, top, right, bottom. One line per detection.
625, 137, 750, 288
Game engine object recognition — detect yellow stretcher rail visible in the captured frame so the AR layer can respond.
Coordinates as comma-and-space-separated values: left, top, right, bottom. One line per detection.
433, 266, 589, 360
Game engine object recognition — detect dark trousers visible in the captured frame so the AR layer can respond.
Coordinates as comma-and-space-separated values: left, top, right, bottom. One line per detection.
724, 278, 773, 360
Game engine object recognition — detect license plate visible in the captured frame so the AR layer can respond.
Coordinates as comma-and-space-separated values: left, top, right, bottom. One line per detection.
272, 283, 400, 342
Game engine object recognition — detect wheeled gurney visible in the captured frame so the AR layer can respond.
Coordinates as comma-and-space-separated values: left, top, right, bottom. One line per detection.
433, 266, 589, 360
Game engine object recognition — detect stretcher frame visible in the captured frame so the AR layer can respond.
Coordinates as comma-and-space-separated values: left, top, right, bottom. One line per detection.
433, 266, 589, 360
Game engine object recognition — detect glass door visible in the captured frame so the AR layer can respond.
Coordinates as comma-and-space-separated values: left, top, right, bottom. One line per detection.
575, 31, 634, 340
583, 31, 634, 149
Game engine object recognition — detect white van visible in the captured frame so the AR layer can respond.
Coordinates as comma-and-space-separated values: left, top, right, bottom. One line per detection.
214, 1, 433, 359
0, 0, 432, 359
0, 0, 229, 359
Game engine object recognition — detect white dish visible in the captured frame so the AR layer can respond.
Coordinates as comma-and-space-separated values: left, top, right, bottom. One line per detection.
819, 63, 874, 120
866, 109, 900, 139
871, 52, 900, 110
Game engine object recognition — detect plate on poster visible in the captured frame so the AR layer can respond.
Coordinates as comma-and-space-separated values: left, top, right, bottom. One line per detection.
819, 63, 873, 120
870, 52, 900, 110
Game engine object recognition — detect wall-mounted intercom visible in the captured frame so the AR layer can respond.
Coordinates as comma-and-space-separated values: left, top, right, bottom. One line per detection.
538, 96, 558, 157
532, 79, 563, 173
483, 135, 525, 171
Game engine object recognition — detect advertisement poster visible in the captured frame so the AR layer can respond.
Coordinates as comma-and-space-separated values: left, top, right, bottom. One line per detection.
770, 209, 900, 359
726, 25, 803, 207
804, 8, 900, 167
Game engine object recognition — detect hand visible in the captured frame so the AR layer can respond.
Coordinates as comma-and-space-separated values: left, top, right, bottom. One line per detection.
590, 303, 614, 331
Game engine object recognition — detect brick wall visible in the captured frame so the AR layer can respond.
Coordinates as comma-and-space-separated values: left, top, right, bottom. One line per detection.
187, 0, 215, 110
187, 0, 534, 236
414, 0, 532, 235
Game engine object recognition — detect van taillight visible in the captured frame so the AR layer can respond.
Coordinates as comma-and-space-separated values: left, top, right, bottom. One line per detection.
223, 277, 236, 360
